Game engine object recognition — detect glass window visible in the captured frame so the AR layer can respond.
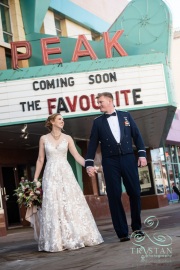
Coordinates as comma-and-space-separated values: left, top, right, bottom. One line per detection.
138, 165, 152, 191
1, 0, 8, 5
170, 145, 177, 163
177, 146, 180, 163
152, 162, 165, 194
161, 164, 169, 193
165, 145, 171, 162
55, 17, 62, 37
163, 145, 180, 202
173, 164, 180, 184
0, 0, 12, 43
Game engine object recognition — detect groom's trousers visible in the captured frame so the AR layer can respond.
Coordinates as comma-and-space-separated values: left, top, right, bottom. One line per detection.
102, 153, 142, 239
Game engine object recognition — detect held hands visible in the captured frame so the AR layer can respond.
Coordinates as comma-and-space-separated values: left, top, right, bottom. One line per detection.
138, 157, 147, 167
86, 166, 99, 177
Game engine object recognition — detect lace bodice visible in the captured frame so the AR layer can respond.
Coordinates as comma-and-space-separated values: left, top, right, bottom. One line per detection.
44, 136, 68, 163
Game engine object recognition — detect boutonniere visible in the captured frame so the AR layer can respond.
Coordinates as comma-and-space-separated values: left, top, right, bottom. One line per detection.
124, 117, 130, 126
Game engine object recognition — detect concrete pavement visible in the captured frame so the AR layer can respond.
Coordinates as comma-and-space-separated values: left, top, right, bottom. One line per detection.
0, 203, 180, 270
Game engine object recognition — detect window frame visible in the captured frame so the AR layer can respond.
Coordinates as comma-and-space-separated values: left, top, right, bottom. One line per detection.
54, 16, 62, 37
0, 0, 13, 43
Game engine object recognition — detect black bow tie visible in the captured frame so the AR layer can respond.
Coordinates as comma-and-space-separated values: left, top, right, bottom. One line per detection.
105, 112, 116, 118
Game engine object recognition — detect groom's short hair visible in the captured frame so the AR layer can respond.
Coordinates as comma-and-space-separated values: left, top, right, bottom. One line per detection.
96, 92, 114, 100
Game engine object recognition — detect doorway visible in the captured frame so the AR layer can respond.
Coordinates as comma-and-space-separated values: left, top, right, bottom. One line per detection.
1, 166, 21, 227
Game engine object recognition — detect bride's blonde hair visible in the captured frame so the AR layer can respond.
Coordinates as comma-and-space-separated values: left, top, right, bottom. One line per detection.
45, 113, 61, 131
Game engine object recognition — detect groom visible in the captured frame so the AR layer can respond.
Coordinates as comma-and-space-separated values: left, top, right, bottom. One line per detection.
85, 92, 147, 242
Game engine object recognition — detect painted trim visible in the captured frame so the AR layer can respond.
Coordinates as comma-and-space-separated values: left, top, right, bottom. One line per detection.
0, 53, 168, 81
49, 0, 110, 33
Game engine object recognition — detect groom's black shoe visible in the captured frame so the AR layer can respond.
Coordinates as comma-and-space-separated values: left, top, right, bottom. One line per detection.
132, 230, 145, 237
119, 236, 130, 242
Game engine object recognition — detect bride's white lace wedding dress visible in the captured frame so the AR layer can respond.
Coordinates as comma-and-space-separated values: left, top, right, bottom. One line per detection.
37, 135, 103, 252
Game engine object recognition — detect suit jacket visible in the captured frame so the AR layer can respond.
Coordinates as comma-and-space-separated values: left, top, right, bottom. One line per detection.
85, 110, 146, 167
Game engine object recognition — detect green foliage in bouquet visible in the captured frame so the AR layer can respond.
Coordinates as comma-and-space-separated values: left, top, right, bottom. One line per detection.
14, 177, 43, 208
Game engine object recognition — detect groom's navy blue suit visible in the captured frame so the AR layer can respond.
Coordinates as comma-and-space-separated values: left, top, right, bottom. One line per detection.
85, 110, 146, 238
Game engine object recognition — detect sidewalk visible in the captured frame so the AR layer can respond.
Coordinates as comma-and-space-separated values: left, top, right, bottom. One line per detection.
0, 203, 180, 270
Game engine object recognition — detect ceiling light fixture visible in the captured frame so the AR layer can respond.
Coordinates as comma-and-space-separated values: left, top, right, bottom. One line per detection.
21, 132, 28, 139
21, 124, 27, 133
24, 133, 28, 139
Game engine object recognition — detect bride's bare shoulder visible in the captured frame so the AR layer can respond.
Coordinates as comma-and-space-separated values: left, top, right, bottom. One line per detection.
40, 134, 50, 142
63, 134, 73, 142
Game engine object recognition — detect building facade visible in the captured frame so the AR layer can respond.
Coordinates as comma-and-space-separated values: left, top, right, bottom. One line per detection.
166, 29, 180, 199
0, 0, 177, 236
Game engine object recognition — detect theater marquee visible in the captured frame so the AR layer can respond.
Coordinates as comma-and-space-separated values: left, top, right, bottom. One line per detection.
0, 63, 168, 125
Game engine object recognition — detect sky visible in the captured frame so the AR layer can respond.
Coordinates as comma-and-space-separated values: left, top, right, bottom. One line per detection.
165, 0, 180, 28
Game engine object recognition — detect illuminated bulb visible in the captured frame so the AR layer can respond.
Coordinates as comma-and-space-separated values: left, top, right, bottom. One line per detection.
21, 124, 27, 133
24, 133, 28, 139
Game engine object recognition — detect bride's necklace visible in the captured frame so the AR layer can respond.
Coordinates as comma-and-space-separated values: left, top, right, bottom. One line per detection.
51, 131, 62, 140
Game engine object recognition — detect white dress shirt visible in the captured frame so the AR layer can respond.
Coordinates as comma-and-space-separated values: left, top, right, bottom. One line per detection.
107, 112, 121, 143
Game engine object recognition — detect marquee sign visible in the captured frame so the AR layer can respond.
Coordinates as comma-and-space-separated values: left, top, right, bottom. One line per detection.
0, 63, 168, 125
0, 0, 173, 127
10, 31, 127, 69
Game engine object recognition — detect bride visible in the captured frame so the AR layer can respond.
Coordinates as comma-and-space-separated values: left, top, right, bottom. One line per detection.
32, 113, 103, 252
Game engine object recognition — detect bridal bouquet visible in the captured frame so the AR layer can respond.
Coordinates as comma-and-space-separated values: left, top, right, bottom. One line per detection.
14, 177, 43, 208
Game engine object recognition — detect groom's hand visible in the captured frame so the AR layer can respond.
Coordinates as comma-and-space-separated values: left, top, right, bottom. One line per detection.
138, 157, 147, 167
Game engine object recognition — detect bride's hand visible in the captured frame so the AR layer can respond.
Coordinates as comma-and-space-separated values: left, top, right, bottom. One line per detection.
86, 166, 99, 177
86, 167, 95, 177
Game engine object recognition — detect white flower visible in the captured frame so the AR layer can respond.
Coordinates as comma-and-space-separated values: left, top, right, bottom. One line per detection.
18, 193, 23, 197
35, 181, 41, 188
35, 190, 41, 195
26, 185, 29, 188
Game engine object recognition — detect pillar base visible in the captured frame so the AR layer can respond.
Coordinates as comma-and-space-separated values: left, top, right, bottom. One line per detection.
141, 194, 169, 209
85, 193, 169, 220
0, 210, 7, 237
85, 195, 111, 219
85, 193, 131, 219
